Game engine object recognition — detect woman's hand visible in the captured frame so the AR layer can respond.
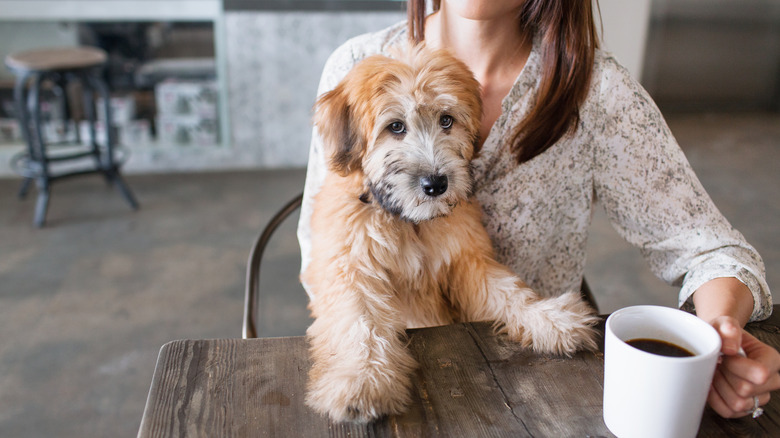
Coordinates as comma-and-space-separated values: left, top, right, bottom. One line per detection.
691, 277, 780, 418
706, 316, 780, 418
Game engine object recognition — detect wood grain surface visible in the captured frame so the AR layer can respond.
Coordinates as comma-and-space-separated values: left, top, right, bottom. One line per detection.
138, 307, 780, 437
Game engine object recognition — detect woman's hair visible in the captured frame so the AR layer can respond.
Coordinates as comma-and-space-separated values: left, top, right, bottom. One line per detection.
407, 0, 600, 164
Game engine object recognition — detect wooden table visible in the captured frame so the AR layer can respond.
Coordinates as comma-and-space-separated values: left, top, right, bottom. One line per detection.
138, 307, 780, 437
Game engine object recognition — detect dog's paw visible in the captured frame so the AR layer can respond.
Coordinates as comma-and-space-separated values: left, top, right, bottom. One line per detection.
503, 291, 599, 356
306, 362, 414, 423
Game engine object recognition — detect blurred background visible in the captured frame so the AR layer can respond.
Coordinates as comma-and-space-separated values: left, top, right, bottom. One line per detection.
0, 0, 777, 436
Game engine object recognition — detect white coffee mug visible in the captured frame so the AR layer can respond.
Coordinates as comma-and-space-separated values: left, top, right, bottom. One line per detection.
603, 305, 722, 438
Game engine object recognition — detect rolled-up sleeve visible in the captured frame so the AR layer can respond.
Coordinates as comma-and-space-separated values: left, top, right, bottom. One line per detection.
590, 56, 771, 321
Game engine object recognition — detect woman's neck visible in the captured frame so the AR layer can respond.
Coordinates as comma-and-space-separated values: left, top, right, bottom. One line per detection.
423, 7, 532, 85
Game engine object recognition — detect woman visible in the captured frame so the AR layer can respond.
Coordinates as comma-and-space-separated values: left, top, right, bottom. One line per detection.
298, 0, 780, 418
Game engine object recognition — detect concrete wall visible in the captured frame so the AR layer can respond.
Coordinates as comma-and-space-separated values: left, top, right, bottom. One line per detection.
223, 10, 404, 169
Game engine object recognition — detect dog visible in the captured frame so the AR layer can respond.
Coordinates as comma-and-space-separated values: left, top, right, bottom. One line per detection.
302, 46, 598, 423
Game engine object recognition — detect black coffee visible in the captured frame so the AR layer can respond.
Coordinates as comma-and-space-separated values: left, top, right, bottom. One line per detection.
626, 338, 694, 357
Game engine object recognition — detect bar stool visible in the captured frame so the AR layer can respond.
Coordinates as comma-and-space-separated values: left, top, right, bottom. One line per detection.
5, 46, 139, 227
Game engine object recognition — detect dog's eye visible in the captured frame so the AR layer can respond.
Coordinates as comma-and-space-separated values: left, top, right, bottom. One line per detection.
388, 121, 406, 134
440, 115, 454, 129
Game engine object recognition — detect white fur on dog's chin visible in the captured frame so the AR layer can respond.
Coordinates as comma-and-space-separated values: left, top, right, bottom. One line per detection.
400, 195, 458, 223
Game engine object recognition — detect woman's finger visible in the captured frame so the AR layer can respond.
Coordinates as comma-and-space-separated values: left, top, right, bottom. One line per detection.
710, 316, 742, 355
710, 368, 773, 418
720, 355, 780, 396
712, 367, 756, 415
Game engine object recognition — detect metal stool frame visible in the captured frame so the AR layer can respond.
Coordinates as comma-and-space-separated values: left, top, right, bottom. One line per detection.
8, 58, 139, 226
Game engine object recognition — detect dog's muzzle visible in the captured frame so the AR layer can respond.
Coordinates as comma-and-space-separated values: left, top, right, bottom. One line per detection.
420, 175, 448, 197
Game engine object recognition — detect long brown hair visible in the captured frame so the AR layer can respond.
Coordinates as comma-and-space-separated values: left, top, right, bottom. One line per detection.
407, 0, 600, 164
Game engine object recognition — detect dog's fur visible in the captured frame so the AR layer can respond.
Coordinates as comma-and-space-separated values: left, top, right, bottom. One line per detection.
303, 46, 598, 423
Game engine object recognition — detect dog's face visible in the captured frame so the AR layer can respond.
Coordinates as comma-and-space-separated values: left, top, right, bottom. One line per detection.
314, 46, 482, 223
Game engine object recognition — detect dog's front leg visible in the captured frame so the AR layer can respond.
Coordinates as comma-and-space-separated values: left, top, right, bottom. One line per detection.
449, 256, 599, 356
305, 275, 417, 423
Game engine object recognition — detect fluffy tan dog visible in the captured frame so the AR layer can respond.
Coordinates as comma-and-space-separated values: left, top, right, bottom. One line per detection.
303, 46, 598, 423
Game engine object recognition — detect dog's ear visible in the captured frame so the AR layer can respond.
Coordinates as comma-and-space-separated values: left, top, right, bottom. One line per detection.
313, 82, 365, 176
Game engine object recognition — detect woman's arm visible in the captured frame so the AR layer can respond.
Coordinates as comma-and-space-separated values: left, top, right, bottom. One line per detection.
589, 54, 778, 417
693, 277, 753, 332
589, 54, 771, 321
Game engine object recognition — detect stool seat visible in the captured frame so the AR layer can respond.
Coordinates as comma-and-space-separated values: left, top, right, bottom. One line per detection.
5, 46, 107, 73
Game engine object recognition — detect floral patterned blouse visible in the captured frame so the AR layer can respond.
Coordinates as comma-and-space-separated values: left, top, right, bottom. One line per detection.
297, 21, 772, 321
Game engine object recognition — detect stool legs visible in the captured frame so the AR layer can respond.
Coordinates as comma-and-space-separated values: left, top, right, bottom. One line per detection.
86, 72, 139, 210
33, 183, 50, 228
29, 74, 53, 227
17, 177, 32, 199
11, 67, 139, 226
13, 75, 33, 200
106, 170, 139, 210
13, 72, 51, 226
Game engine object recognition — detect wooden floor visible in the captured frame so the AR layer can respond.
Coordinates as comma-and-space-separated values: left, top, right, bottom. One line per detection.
0, 112, 778, 437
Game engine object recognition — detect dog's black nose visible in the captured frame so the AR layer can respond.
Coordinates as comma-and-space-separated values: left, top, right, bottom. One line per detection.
420, 175, 448, 197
